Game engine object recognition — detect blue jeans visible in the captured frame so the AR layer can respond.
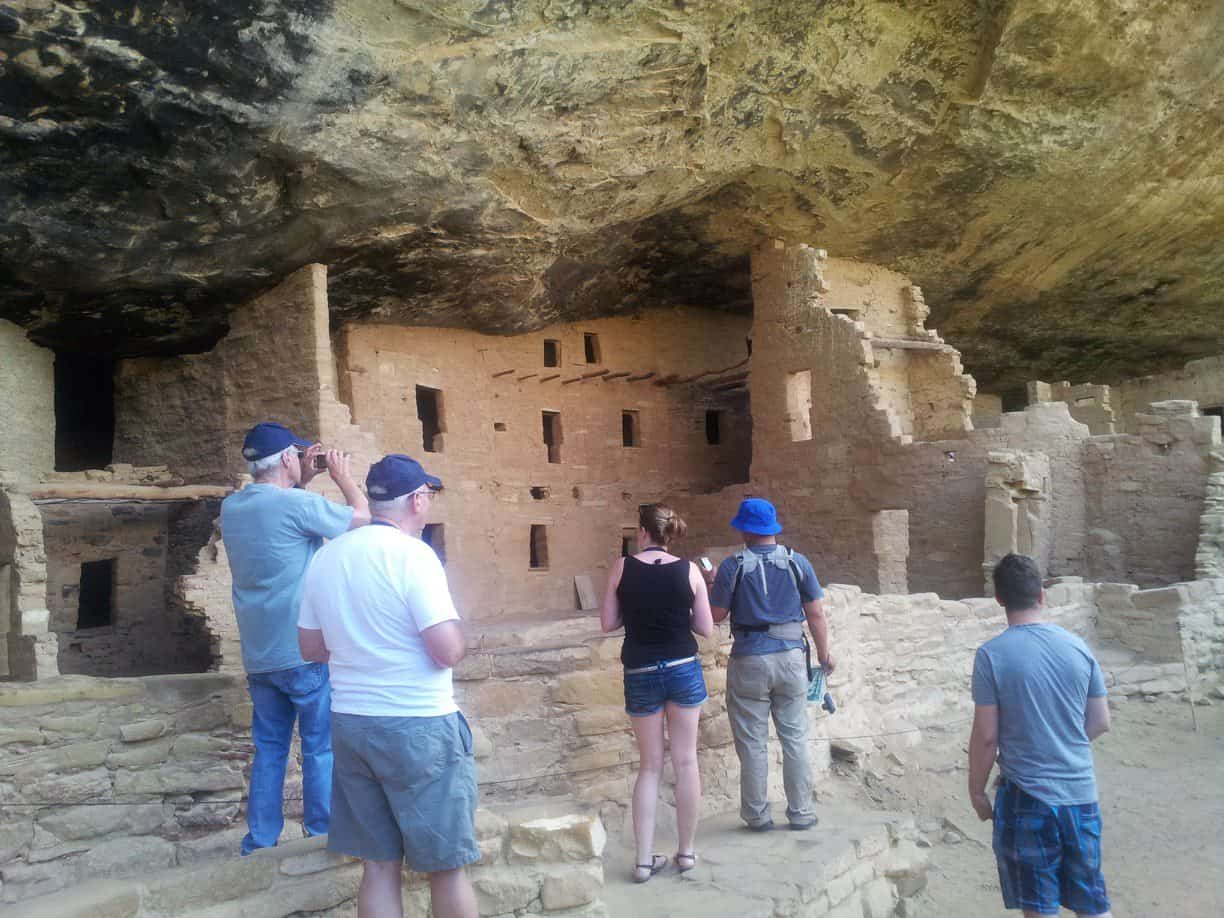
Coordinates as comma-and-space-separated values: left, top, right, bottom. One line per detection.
242, 662, 333, 855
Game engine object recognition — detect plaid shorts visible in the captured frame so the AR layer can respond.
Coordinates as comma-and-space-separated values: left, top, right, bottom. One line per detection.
992, 779, 1111, 915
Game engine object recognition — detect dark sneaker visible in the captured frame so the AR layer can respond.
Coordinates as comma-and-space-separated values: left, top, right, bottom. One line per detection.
788, 817, 819, 831
746, 820, 774, 832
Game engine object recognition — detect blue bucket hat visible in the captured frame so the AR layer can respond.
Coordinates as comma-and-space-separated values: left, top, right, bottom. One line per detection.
241, 422, 312, 461
366, 454, 442, 500
730, 498, 783, 536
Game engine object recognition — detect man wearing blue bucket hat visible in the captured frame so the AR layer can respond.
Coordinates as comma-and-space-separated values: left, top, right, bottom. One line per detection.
707, 498, 835, 831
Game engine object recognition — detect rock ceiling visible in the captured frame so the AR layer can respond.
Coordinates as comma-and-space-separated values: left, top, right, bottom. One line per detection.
2, 1, 1222, 394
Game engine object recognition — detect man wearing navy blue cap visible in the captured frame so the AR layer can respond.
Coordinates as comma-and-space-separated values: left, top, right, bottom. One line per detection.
706, 498, 835, 831
298, 455, 478, 918
220, 421, 371, 856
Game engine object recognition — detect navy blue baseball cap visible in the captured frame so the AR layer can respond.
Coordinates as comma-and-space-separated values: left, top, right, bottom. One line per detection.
730, 498, 783, 535
241, 422, 312, 461
366, 454, 442, 500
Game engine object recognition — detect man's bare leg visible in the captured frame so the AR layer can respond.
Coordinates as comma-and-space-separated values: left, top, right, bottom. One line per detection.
359, 860, 403, 918
429, 867, 477, 918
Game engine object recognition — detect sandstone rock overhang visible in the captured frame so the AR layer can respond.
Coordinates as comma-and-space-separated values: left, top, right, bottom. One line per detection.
2, 1, 1222, 394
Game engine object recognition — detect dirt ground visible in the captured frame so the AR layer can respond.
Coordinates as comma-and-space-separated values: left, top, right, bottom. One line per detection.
828, 696, 1224, 917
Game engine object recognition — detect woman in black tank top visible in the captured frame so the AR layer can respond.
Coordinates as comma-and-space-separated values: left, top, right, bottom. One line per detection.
599, 504, 714, 884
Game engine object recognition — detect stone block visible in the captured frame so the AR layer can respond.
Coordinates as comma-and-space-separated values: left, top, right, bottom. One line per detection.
118, 719, 166, 743
860, 879, 896, 918
80, 835, 175, 878
24, 767, 114, 806
142, 848, 275, 912
175, 826, 247, 864
106, 736, 173, 768
39, 712, 99, 736
552, 670, 623, 708
541, 863, 603, 911
509, 813, 606, 863
174, 701, 229, 733
473, 866, 540, 914
37, 802, 165, 842
113, 762, 244, 796
574, 706, 627, 737
0, 879, 140, 918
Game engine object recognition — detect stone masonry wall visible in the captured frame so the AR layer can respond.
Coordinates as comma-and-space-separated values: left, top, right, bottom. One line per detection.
0, 673, 254, 903
0, 489, 57, 681
0, 320, 54, 485
113, 265, 333, 485
40, 502, 214, 677
4, 774, 609, 918
1118, 355, 1224, 432
2, 576, 1220, 907
1082, 404, 1216, 586
337, 310, 753, 621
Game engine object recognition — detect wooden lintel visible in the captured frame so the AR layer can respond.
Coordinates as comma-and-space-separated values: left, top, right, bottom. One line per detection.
539, 374, 561, 382
29, 484, 231, 502
602, 371, 631, 381
870, 337, 948, 352
492, 369, 515, 378
626, 372, 656, 382
517, 373, 538, 381
582, 369, 610, 380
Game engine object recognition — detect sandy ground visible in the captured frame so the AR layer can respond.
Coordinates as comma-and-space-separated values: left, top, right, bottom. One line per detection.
847, 696, 1224, 918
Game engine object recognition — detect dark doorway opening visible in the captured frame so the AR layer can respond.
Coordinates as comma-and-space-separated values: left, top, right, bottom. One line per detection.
544, 339, 561, 367
583, 333, 601, 364
422, 523, 446, 564
530, 525, 549, 569
705, 410, 721, 445
621, 528, 637, 558
55, 352, 115, 471
542, 411, 562, 463
1204, 406, 1223, 420
622, 411, 640, 447
416, 386, 443, 453
77, 559, 115, 629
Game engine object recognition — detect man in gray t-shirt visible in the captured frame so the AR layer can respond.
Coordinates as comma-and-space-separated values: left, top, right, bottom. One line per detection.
969, 554, 1113, 918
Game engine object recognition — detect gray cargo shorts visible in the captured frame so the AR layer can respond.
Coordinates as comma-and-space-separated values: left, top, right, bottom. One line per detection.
327, 710, 479, 872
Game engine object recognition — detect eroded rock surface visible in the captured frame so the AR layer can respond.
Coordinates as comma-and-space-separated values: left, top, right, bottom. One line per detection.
2, 1, 1222, 390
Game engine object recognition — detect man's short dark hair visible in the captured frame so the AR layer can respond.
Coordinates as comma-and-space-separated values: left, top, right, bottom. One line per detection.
993, 553, 1043, 612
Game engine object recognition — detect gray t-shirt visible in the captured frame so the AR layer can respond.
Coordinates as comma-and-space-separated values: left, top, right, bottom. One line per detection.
971, 623, 1107, 806
221, 484, 354, 673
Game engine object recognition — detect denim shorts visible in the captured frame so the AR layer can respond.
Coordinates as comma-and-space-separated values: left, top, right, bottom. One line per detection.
993, 779, 1110, 915
328, 710, 480, 872
623, 657, 708, 716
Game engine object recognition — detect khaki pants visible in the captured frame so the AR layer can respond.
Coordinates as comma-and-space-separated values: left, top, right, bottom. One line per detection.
726, 648, 815, 827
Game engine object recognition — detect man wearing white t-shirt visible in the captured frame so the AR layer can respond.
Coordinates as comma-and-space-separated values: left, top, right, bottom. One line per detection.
298, 454, 478, 918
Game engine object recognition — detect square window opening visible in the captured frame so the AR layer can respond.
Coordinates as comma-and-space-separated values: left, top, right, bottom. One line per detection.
77, 559, 115, 630
583, 333, 601, 364
621, 410, 640, 448
494, 422, 507, 432
422, 523, 446, 564
529, 525, 549, 570
705, 410, 721, 445
543, 339, 561, 367
542, 411, 562, 464
530, 486, 549, 500
416, 386, 444, 453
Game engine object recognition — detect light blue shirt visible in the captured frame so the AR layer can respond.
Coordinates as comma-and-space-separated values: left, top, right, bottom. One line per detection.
220, 484, 353, 673
972, 623, 1107, 805
710, 545, 824, 657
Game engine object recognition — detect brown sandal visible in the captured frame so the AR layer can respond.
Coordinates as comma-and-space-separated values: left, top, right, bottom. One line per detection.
675, 851, 698, 873
633, 854, 668, 883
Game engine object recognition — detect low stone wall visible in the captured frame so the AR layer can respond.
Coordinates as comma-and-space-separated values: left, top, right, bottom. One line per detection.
0, 673, 254, 903
2, 810, 608, 918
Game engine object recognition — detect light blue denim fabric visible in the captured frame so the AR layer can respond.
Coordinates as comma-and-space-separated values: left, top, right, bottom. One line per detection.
241, 662, 333, 855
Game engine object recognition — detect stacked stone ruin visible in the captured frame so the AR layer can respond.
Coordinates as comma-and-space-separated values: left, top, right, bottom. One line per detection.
1, 241, 1221, 916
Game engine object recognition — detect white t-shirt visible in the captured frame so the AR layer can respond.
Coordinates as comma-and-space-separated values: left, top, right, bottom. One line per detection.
298, 522, 460, 717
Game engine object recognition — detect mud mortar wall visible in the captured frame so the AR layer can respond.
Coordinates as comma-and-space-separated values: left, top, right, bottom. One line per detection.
1083, 408, 1216, 586
40, 501, 217, 677
338, 311, 753, 620
113, 265, 334, 484
1118, 356, 1224, 431
0, 320, 54, 483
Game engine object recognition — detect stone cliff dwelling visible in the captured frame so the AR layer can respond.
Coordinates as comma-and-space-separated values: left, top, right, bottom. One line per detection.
2, 3, 1224, 916
2, 240, 1222, 916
